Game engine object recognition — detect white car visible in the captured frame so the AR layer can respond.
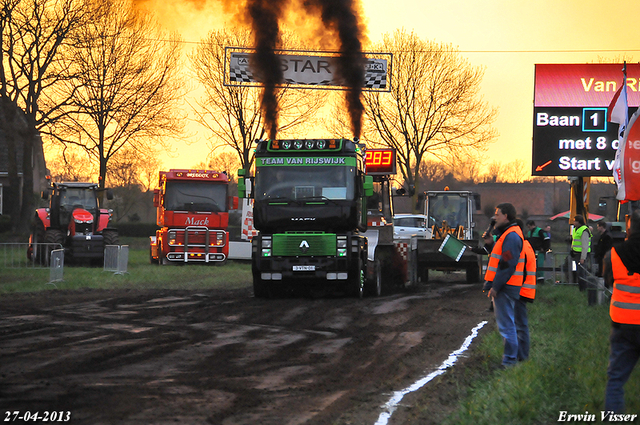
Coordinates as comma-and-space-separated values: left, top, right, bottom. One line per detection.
393, 214, 428, 239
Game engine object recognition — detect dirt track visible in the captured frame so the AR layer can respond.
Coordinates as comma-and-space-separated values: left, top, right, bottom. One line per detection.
0, 277, 493, 425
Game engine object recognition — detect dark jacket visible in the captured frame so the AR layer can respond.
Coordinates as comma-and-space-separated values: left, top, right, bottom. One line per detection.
594, 229, 614, 262
526, 227, 547, 252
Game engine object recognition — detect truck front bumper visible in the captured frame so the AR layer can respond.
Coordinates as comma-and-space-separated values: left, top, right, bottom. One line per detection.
254, 256, 352, 281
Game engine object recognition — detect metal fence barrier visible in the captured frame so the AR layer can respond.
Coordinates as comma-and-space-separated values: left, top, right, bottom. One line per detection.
1, 242, 63, 269
49, 249, 64, 285
578, 264, 612, 306
0, 243, 65, 285
104, 245, 128, 275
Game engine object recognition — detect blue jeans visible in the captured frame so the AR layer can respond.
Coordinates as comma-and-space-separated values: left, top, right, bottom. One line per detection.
515, 299, 530, 361
493, 290, 518, 366
605, 326, 640, 413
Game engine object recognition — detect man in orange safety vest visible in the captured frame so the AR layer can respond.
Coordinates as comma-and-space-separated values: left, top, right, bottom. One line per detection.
603, 209, 640, 414
483, 203, 525, 367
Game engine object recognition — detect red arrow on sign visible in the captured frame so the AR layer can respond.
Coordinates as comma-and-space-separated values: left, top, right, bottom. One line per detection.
535, 160, 552, 172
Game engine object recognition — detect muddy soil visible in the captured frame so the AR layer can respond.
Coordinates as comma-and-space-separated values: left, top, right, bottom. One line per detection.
0, 277, 494, 425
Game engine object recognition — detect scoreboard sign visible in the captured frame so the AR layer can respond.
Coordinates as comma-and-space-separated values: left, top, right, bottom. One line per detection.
532, 64, 640, 176
365, 148, 396, 175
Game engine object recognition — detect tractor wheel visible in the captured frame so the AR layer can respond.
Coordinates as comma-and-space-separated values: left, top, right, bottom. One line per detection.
466, 263, 480, 284
103, 230, 120, 246
30, 219, 46, 265
44, 229, 65, 266
366, 257, 382, 297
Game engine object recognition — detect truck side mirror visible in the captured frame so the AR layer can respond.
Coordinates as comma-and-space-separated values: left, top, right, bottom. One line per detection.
364, 175, 374, 197
41, 191, 49, 200
106, 189, 114, 200
473, 194, 481, 211
153, 188, 160, 207
237, 169, 247, 198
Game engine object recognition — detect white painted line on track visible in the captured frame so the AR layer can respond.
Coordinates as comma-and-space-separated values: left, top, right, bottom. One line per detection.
374, 320, 488, 425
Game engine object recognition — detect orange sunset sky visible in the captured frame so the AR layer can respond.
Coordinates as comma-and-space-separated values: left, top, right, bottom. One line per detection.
136, 0, 640, 175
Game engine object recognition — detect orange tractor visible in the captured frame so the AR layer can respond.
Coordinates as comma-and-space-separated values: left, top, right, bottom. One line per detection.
28, 181, 118, 265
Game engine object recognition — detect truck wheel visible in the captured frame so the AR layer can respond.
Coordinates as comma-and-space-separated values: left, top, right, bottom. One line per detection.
103, 230, 119, 246
466, 264, 480, 284
44, 229, 65, 266
420, 268, 429, 283
253, 273, 269, 298
351, 258, 364, 298
366, 257, 382, 297
149, 249, 158, 264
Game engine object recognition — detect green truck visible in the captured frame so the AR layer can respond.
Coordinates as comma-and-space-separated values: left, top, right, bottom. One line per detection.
238, 138, 374, 297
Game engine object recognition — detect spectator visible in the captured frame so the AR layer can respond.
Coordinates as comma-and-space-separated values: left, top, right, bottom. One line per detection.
516, 219, 536, 362
571, 214, 592, 289
603, 210, 640, 414
594, 222, 614, 277
483, 202, 524, 368
526, 220, 548, 283
544, 225, 552, 251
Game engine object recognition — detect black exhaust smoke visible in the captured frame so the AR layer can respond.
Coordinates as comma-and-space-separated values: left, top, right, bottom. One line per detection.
247, 0, 288, 140
303, 0, 366, 139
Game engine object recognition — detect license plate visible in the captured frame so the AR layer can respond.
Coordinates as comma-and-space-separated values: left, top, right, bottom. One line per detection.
293, 265, 315, 271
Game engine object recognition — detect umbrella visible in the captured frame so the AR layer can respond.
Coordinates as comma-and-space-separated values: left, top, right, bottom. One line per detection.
549, 210, 605, 222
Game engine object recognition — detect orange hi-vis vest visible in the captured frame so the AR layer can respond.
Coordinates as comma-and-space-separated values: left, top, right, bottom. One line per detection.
610, 247, 640, 326
484, 224, 525, 287
520, 240, 537, 301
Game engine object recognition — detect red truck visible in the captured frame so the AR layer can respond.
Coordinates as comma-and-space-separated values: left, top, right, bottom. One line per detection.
150, 169, 238, 265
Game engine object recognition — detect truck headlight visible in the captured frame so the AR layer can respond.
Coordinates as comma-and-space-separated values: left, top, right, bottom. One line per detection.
337, 248, 347, 257
262, 248, 271, 257
168, 230, 177, 245
337, 239, 347, 248
262, 238, 272, 248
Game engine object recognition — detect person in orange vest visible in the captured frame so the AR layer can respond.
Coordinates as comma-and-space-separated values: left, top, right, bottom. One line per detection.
515, 219, 537, 362
603, 210, 640, 414
483, 203, 524, 367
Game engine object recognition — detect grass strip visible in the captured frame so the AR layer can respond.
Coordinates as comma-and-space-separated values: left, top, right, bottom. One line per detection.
0, 237, 252, 294
440, 285, 640, 424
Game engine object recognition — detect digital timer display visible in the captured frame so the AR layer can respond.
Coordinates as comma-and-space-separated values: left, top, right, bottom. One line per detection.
365, 149, 396, 175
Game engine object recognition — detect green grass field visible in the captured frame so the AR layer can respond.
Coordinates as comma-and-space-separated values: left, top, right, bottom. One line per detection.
0, 237, 252, 293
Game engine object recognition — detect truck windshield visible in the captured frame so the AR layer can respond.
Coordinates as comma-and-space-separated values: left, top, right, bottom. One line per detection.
61, 188, 97, 211
164, 181, 227, 212
428, 193, 468, 228
255, 165, 356, 202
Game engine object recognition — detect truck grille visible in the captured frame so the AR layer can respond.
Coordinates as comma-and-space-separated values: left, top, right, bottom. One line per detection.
272, 232, 336, 256
168, 227, 226, 248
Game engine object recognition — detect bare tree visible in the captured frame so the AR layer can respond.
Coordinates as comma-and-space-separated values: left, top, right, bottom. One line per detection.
363, 29, 497, 204
46, 144, 97, 182
52, 0, 183, 190
1, 0, 87, 233
502, 159, 529, 183
190, 28, 324, 170
194, 151, 241, 184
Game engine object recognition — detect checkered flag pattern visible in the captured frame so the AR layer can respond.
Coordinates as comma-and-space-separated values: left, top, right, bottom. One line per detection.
229, 67, 255, 83
395, 242, 409, 261
364, 72, 387, 89
242, 217, 258, 240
